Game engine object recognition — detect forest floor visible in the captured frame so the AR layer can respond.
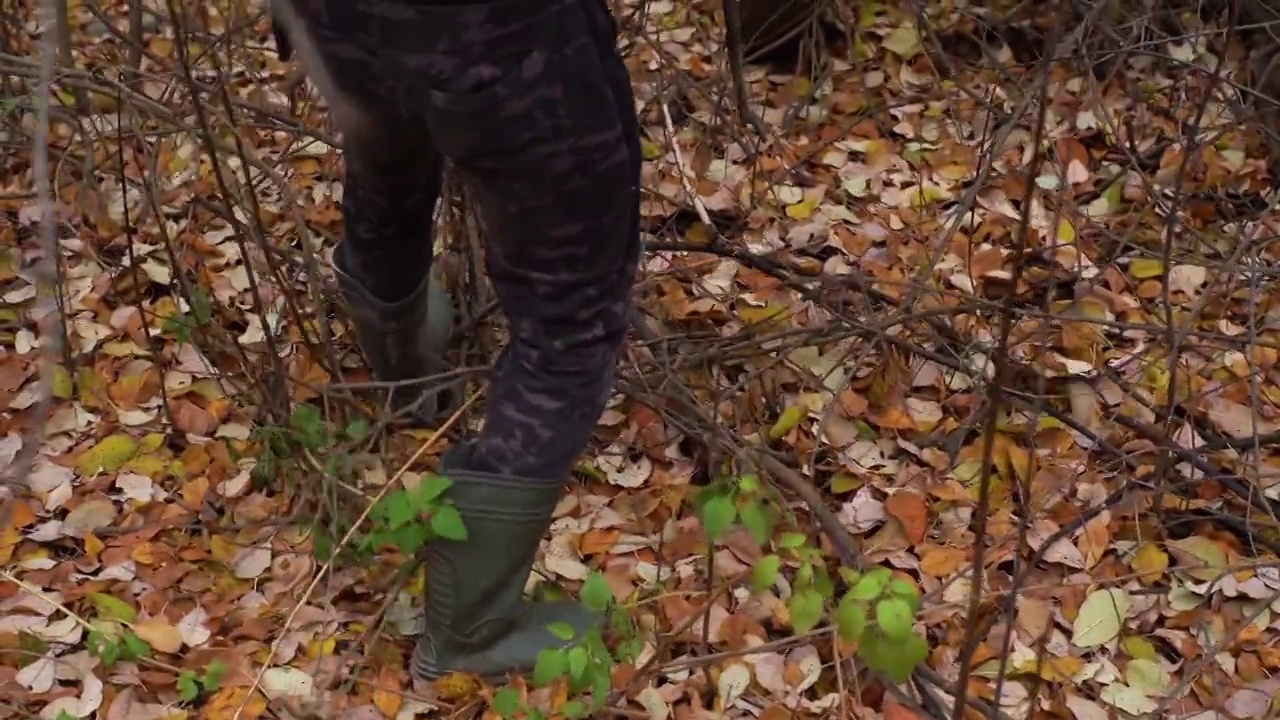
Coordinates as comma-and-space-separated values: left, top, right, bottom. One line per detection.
3, 1, 1280, 720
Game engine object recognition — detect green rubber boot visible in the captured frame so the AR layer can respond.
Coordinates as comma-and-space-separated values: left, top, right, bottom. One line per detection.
411, 453, 602, 682
333, 245, 455, 425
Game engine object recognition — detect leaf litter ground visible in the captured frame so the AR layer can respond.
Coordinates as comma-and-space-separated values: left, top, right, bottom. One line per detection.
3, 1, 1280, 720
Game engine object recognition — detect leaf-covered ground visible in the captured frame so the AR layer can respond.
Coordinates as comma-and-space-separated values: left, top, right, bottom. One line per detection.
4, 1, 1280, 719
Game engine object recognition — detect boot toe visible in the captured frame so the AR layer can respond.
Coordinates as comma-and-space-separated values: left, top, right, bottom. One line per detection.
411, 601, 603, 683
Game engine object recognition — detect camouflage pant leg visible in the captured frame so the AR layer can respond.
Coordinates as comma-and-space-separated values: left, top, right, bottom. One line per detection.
276, 0, 641, 481
273, 0, 444, 302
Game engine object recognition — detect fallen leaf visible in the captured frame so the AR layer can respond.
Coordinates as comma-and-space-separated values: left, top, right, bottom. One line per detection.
133, 618, 183, 654
1071, 587, 1130, 648
232, 546, 272, 579
884, 490, 928, 544
260, 666, 316, 701
1224, 678, 1280, 718
16, 655, 56, 693
1130, 542, 1169, 585
716, 663, 750, 709
75, 433, 139, 475
63, 499, 118, 538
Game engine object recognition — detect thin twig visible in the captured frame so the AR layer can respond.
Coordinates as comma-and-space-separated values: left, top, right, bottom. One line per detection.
233, 392, 481, 720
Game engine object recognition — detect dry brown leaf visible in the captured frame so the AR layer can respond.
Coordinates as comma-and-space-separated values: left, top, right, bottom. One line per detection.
884, 489, 929, 545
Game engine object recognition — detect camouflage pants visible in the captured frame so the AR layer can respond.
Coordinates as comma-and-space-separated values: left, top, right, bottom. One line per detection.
274, 0, 642, 481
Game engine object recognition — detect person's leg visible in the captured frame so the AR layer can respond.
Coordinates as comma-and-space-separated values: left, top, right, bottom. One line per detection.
364, 0, 640, 682
272, 0, 453, 421
412, 0, 641, 483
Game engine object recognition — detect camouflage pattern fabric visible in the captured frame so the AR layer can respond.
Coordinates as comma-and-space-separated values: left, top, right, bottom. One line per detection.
272, 0, 642, 481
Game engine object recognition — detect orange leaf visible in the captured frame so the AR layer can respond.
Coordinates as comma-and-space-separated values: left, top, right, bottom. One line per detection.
134, 618, 183, 654
580, 529, 620, 556
372, 666, 402, 717
169, 398, 216, 436
868, 404, 915, 430
919, 546, 965, 577
6, 498, 37, 529
884, 490, 929, 545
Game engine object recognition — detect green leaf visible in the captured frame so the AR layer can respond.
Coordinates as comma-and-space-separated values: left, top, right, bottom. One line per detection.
430, 504, 468, 540
547, 621, 577, 642
289, 404, 325, 449
835, 599, 868, 642
737, 474, 760, 493
55, 712, 76, 720
344, 418, 370, 441
738, 499, 771, 546
492, 687, 522, 717
888, 578, 921, 613
778, 532, 807, 550
200, 660, 228, 691
848, 571, 888, 601
865, 566, 893, 585
567, 646, 589, 684
563, 699, 589, 719
700, 494, 736, 541
417, 474, 453, 505
769, 405, 806, 439
88, 592, 137, 623
177, 671, 200, 702
752, 554, 782, 592
532, 648, 568, 687
880, 632, 929, 683
383, 491, 416, 530
858, 629, 890, 673
874, 597, 915, 641
591, 666, 611, 709
788, 588, 825, 634
122, 631, 151, 660
390, 523, 430, 554
580, 571, 613, 612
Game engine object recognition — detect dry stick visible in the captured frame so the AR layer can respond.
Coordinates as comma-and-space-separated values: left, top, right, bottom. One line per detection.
232, 392, 480, 720
660, 101, 712, 227
1, 0, 62, 521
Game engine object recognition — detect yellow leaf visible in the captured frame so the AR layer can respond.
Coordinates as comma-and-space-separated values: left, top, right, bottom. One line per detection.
769, 405, 806, 440
908, 185, 948, 209
1129, 542, 1168, 584
204, 686, 267, 720
882, 24, 921, 57
738, 303, 788, 325
1122, 635, 1159, 661
75, 433, 139, 475
83, 533, 105, 559
133, 618, 183, 654
52, 365, 74, 400
1167, 536, 1228, 582
209, 535, 240, 565
435, 672, 480, 701
305, 636, 336, 658
1056, 219, 1076, 244
1128, 258, 1164, 279
640, 138, 663, 161
785, 198, 818, 220
1038, 655, 1085, 682
950, 458, 984, 485
831, 473, 862, 494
